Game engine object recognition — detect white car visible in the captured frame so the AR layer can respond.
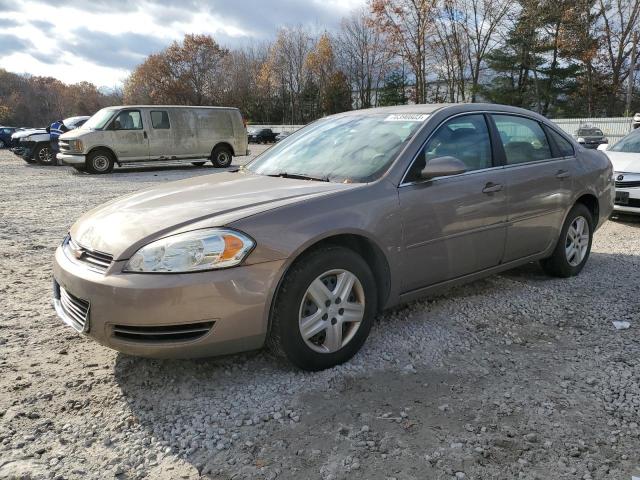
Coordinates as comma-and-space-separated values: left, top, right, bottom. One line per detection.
600, 129, 640, 214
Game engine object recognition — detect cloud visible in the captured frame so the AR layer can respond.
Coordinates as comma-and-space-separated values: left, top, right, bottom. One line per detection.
0, 0, 365, 86
59, 28, 169, 69
0, 34, 33, 54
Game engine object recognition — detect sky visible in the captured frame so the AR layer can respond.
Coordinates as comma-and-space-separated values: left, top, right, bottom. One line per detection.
0, 0, 365, 88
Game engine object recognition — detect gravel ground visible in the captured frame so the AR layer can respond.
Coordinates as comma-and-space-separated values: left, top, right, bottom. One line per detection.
0, 148, 639, 480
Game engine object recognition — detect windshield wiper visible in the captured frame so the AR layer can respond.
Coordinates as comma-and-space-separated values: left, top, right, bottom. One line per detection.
267, 172, 330, 182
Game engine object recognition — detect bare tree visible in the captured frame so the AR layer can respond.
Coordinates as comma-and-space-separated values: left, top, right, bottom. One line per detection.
335, 8, 393, 108
597, 0, 640, 115
270, 26, 315, 123
462, 0, 513, 102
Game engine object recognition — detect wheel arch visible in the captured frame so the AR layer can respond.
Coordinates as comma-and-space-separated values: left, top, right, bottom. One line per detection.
212, 142, 235, 157
574, 192, 599, 223
266, 232, 392, 337
87, 145, 118, 164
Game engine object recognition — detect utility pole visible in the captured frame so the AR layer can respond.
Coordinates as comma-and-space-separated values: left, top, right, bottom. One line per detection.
626, 31, 638, 116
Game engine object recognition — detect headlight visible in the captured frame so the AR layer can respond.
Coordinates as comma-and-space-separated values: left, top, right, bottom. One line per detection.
577, 137, 585, 143
68, 139, 83, 152
123, 228, 255, 273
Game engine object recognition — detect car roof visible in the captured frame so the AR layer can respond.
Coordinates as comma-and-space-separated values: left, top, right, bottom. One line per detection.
104, 105, 240, 111
333, 103, 552, 123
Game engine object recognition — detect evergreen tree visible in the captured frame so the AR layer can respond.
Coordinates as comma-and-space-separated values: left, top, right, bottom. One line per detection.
378, 70, 408, 106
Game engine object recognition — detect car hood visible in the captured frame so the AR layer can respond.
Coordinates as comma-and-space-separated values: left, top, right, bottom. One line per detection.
12, 129, 45, 139
70, 171, 358, 260
605, 151, 640, 173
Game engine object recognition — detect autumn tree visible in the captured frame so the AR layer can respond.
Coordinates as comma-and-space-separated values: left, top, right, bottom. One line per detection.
371, 0, 438, 103
124, 34, 229, 105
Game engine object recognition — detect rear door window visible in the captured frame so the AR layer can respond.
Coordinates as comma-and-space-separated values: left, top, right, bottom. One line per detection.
492, 115, 552, 165
151, 111, 170, 129
544, 126, 575, 157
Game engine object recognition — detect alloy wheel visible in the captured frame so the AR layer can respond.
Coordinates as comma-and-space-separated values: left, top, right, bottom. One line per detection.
298, 269, 365, 354
565, 215, 589, 267
39, 146, 52, 163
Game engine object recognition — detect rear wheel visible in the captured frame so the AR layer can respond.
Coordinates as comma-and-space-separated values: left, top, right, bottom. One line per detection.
540, 204, 593, 278
211, 145, 233, 168
86, 150, 114, 174
268, 246, 377, 371
34, 144, 54, 166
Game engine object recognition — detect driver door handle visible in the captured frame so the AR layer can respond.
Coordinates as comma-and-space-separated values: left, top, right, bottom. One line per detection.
556, 169, 570, 179
482, 182, 503, 194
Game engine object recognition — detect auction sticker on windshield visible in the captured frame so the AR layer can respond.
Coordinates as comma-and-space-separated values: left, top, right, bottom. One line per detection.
384, 114, 429, 122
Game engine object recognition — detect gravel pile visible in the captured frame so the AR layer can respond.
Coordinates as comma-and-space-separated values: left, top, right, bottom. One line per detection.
0, 149, 639, 479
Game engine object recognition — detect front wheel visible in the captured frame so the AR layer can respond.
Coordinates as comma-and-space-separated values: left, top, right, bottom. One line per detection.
86, 150, 114, 174
211, 145, 233, 168
540, 204, 593, 278
34, 144, 55, 165
268, 246, 377, 371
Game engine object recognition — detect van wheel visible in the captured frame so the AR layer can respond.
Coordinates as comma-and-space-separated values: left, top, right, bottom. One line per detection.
34, 144, 55, 165
540, 204, 593, 278
191, 161, 206, 167
86, 150, 114, 174
267, 246, 377, 371
211, 146, 233, 168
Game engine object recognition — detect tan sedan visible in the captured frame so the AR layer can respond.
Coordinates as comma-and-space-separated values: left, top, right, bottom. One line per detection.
53, 104, 614, 370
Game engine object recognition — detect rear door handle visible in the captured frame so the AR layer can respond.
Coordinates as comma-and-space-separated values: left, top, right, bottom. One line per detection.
143, 131, 148, 139
556, 169, 570, 179
482, 182, 503, 194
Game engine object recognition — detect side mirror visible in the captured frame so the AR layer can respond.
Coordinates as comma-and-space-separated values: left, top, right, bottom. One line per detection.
421, 156, 468, 180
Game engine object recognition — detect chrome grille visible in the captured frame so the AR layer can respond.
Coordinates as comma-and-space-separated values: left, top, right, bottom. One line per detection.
64, 237, 113, 273
112, 322, 214, 343
58, 140, 70, 153
59, 286, 90, 332
615, 180, 640, 188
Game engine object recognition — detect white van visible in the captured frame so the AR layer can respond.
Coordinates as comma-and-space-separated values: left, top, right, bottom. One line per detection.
57, 106, 248, 173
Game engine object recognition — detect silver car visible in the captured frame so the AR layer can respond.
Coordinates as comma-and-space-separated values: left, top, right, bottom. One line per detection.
53, 103, 614, 370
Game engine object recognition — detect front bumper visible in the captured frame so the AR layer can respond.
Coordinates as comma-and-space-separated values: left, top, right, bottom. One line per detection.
57, 153, 85, 165
613, 173, 640, 214
52, 245, 285, 358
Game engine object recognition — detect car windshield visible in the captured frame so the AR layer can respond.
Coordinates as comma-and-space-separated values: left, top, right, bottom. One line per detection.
82, 108, 117, 130
610, 130, 640, 153
246, 113, 428, 183
578, 128, 603, 136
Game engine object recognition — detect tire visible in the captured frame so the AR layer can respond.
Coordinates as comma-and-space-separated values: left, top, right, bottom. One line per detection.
267, 246, 377, 371
211, 145, 233, 168
34, 144, 55, 166
540, 204, 593, 278
191, 161, 206, 167
86, 149, 114, 174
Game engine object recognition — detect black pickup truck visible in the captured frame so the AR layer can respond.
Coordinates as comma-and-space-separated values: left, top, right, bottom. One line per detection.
247, 128, 278, 144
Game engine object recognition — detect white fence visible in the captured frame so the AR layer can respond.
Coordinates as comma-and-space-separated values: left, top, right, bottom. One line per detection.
248, 124, 304, 134
253, 116, 635, 142
550, 117, 633, 142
